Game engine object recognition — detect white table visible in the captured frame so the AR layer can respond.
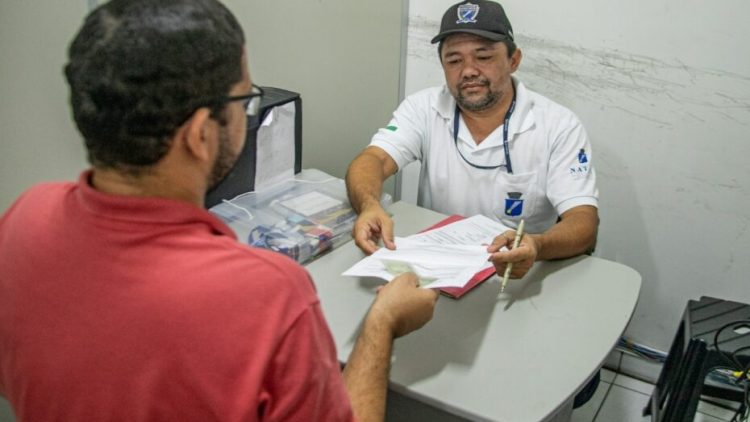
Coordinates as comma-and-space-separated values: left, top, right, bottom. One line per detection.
306, 201, 641, 422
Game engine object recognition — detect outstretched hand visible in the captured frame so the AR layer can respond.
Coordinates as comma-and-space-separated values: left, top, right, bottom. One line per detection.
352, 204, 396, 255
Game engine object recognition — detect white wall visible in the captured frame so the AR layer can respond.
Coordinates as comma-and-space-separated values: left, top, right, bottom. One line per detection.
0, 2, 89, 211
221, 0, 404, 196
404, 0, 750, 374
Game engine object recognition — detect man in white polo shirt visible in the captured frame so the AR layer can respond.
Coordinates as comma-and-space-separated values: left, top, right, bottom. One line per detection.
346, 0, 599, 282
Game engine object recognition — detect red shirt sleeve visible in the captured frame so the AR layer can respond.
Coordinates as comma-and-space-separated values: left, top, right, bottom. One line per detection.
258, 302, 355, 422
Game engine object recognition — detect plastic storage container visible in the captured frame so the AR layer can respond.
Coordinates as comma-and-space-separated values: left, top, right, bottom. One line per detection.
209, 170, 391, 264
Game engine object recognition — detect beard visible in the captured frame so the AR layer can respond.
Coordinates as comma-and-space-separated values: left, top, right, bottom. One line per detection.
207, 127, 240, 191
455, 77, 501, 112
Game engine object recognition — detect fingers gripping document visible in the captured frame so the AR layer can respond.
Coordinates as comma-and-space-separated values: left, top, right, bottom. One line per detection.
343, 215, 509, 289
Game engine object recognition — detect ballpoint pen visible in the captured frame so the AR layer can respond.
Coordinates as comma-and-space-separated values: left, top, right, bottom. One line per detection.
500, 219, 525, 293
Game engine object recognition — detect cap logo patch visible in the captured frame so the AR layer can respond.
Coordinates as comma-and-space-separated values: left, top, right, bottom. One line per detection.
456, 3, 479, 24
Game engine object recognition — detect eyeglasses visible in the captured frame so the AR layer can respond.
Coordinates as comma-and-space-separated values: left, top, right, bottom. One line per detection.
222, 85, 264, 116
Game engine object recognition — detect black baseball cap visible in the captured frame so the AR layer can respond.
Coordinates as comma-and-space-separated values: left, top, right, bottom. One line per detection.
431, 0, 514, 44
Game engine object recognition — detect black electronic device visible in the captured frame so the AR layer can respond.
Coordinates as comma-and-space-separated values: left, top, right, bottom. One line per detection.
205, 87, 302, 208
644, 296, 750, 421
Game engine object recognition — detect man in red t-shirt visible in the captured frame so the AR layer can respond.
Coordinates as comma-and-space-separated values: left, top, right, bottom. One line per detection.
0, 1, 439, 421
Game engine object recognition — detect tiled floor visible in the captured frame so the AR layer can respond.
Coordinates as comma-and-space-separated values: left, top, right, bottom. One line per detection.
0, 369, 741, 422
571, 369, 739, 422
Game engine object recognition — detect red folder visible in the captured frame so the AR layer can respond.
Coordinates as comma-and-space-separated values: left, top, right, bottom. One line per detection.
418, 215, 497, 299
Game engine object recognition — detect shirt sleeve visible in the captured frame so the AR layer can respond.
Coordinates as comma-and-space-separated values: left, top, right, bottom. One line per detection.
259, 303, 355, 422
546, 114, 599, 215
369, 94, 428, 171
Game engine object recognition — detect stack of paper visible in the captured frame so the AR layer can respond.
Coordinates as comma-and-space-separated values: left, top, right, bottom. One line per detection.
342, 215, 509, 289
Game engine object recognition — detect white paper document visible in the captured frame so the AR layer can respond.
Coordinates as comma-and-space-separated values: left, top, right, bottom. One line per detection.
407, 214, 509, 246
342, 215, 510, 289
255, 102, 296, 190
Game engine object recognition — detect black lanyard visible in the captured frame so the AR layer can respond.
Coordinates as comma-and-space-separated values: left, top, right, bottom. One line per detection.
453, 92, 516, 173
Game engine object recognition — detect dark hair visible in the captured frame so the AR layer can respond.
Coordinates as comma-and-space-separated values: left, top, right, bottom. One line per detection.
65, 0, 245, 170
437, 38, 517, 60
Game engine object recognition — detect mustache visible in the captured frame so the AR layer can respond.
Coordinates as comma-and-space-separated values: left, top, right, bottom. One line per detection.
458, 78, 490, 89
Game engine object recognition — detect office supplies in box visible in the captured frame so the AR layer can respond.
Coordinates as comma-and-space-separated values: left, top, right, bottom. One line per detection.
209, 176, 361, 264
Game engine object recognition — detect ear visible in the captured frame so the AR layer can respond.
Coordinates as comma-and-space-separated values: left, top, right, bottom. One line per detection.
510, 48, 523, 73
181, 107, 214, 162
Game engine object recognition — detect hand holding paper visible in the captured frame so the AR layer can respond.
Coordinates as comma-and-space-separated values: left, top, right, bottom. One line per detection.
382, 260, 437, 287
343, 215, 510, 290
368, 273, 439, 338
352, 203, 395, 255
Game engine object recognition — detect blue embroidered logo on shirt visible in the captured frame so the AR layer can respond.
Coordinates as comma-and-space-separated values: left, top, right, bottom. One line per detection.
578, 148, 588, 164
504, 192, 524, 216
570, 148, 590, 179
